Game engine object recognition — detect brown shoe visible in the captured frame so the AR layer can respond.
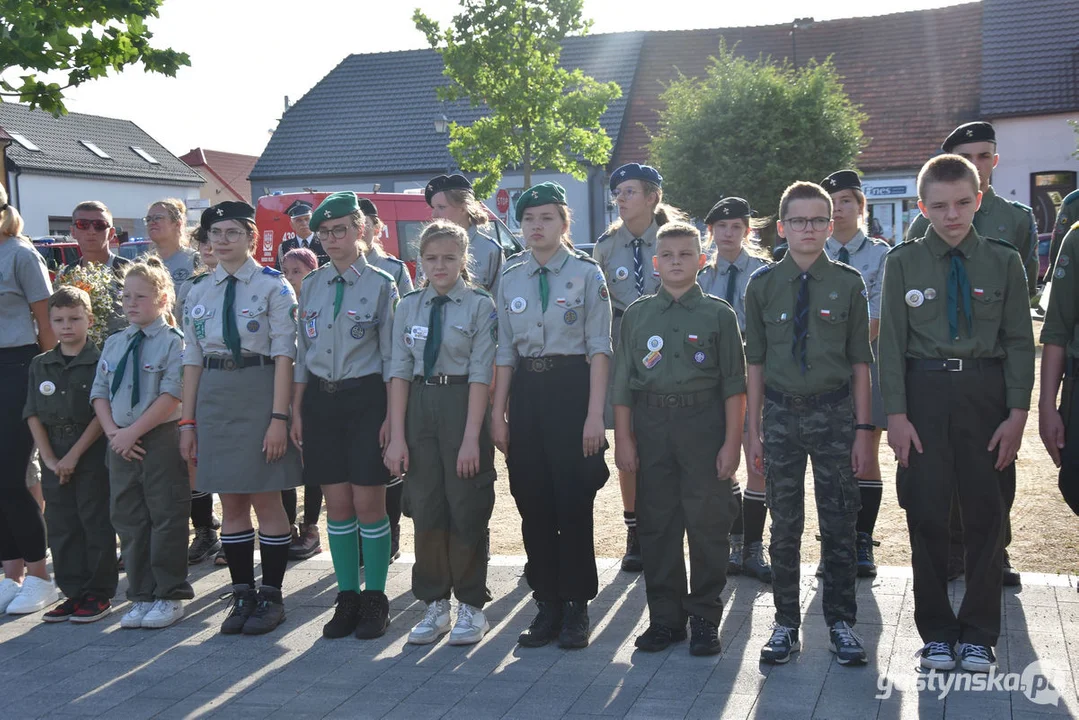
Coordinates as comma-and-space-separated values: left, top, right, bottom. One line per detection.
288, 523, 322, 561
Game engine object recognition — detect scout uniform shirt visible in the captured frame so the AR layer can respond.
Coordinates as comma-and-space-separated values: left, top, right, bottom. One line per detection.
160, 246, 201, 286
825, 231, 890, 321
294, 253, 396, 383
877, 227, 1036, 415
611, 283, 746, 405
181, 257, 298, 367
388, 278, 497, 384
697, 249, 767, 331
468, 225, 504, 297
90, 316, 184, 428
593, 221, 661, 313
495, 245, 613, 366
744, 252, 873, 397
24, 342, 101, 434
907, 187, 1038, 295
0, 236, 52, 348
1039, 222, 1079, 355
368, 251, 414, 295
1050, 189, 1079, 275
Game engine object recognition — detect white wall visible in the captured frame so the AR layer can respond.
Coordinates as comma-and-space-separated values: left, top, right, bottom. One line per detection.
8, 172, 202, 237
992, 113, 1079, 206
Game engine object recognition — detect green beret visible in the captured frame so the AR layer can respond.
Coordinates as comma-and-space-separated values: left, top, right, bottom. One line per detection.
515, 182, 567, 222
310, 191, 359, 232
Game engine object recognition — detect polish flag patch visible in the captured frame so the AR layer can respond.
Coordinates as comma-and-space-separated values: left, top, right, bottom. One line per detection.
820, 309, 831, 318
973, 288, 984, 297
688, 334, 698, 342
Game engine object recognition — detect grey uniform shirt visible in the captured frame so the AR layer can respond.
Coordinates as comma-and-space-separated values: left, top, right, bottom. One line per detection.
697, 249, 767, 332
90, 315, 184, 428
0, 236, 52, 347
468, 224, 504, 297
389, 278, 497, 385
592, 221, 662, 313
368, 251, 414, 295
825, 231, 890, 320
295, 253, 397, 383
160, 246, 201, 286
495, 245, 613, 366
182, 257, 298, 367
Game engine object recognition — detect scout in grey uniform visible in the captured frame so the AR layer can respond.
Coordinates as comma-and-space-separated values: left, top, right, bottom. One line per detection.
822, 170, 891, 579
490, 182, 612, 650
179, 201, 302, 637
292, 192, 398, 641
90, 257, 193, 629
425, 174, 504, 296
384, 220, 498, 647
696, 197, 771, 584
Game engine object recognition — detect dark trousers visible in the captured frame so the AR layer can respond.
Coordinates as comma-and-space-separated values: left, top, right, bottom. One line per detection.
42, 435, 117, 599
406, 381, 495, 608
0, 345, 47, 563
634, 395, 731, 627
508, 359, 609, 602
764, 394, 859, 629
1059, 377, 1079, 515
898, 366, 1006, 647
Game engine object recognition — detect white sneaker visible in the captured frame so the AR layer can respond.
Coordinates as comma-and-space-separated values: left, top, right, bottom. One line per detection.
448, 603, 489, 646
5, 576, 58, 615
141, 599, 184, 629
120, 601, 154, 628
0, 578, 21, 613
408, 599, 451, 644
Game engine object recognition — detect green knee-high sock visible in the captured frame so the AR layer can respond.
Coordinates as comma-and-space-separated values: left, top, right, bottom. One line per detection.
327, 517, 360, 593
359, 516, 391, 593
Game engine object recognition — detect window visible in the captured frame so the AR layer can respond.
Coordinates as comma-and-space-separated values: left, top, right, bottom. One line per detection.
80, 140, 111, 159
396, 221, 424, 264
131, 146, 159, 164
9, 133, 40, 151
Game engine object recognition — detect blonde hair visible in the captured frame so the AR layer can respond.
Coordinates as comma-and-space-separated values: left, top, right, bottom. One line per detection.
0, 185, 25, 239
442, 188, 489, 227
418, 220, 473, 286
703, 217, 771, 264
122, 256, 177, 327
656, 221, 702, 254
605, 180, 688, 235
149, 198, 186, 223
365, 215, 390, 257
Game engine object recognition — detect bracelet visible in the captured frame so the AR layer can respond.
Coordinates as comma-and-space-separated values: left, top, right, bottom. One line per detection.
178, 424, 197, 432
270, 412, 290, 422
178, 420, 196, 427
855, 424, 876, 431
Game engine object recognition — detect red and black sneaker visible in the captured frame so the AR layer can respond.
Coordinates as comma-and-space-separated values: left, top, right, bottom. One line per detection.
70, 594, 112, 624
42, 597, 80, 623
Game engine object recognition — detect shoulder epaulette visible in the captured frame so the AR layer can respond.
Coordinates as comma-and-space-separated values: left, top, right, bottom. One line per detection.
1009, 200, 1034, 214
401, 287, 424, 299
572, 249, 600, 266
191, 273, 209, 285
262, 266, 282, 277
503, 255, 531, 274
833, 261, 863, 279
471, 287, 492, 298
748, 264, 774, 280
368, 265, 394, 283
986, 236, 1019, 252
887, 240, 917, 255
168, 326, 184, 339
594, 230, 613, 245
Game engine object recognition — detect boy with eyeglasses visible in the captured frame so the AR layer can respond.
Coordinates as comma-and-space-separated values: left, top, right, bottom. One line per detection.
744, 181, 873, 666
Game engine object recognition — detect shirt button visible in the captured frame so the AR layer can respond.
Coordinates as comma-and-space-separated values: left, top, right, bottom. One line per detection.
536, 322, 542, 327
326, 350, 331, 354
674, 353, 680, 359
327, 324, 333, 328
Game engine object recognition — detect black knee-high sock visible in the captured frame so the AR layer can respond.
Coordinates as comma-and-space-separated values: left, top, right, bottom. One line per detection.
856, 482, 883, 535
728, 484, 744, 535
258, 531, 292, 590
386, 481, 403, 530
190, 491, 213, 529
623, 510, 636, 531
221, 529, 256, 587
303, 484, 323, 526
281, 489, 297, 528
743, 489, 767, 544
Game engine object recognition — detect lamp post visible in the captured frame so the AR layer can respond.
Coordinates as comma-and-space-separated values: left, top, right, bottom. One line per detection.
434, 114, 452, 173
790, 17, 815, 68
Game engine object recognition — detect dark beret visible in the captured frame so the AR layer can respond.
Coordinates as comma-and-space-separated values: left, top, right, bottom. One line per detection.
358, 198, 378, 218
610, 163, 662, 192
515, 182, 567, 222
202, 201, 255, 231
942, 122, 995, 153
285, 200, 313, 218
705, 197, 752, 225
425, 174, 473, 205
821, 170, 862, 194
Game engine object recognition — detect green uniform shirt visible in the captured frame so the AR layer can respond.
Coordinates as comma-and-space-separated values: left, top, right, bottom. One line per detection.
906, 186, 1039, 296
1040, 222, 1079, 357
1049, 189, 1079, 274
878, 227, 1035, 414
612, 283, 746, 406
744, 252, 873, 396
23, 342, 101, 428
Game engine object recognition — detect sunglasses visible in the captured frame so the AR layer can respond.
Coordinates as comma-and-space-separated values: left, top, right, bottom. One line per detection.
73, 219, 111, 231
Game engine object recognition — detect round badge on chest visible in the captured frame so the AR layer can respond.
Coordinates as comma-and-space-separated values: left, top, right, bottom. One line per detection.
404, 333, 415, 348
615, 266, 629, 281
647, 335, 664, 352
693, 351, 706, 364
351, 325, 365, 340
246, 320, 260, 332
190, 304, 206, 320
510, 297, 527, 313
39, 381, 56, 396
905, 289, 925, 308
924, 288, 937, 301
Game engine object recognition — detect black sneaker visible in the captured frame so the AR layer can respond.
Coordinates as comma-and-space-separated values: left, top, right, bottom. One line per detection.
42, 597, 80, 623
727, 534, 744, 575
1002, 550, 1021, 587
918, 641, 957, 671
558, 601, 590, 649
621, 527, 643, 573
354, 590, 390, 639
760, 625, 800, 664
828, 621, 867, 666
242, 587, 286, 635
221, 585, 257, 635
323, 590, 363, 639
689, 615, 721, 656
70, 593, 112, 623
517, 600, 563, 648
635, 623, 688, 652
856, 532, 878, 578
390, 524, 401, 564
959, 643, 996, 673
188, 527, 222, 565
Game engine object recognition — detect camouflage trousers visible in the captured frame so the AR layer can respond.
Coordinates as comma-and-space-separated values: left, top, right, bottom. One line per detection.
763, 393, 860, 629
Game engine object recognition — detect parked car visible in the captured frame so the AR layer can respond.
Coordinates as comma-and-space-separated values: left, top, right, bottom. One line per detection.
115, 240, 153, 262
32, 238, 81, 280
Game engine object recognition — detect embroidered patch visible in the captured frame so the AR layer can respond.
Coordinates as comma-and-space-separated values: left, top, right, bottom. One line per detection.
642, 350, 662, 369
599, 285, 609, 301
693, 351, 706, 364
564, 309, 578, 325
490, 325, 498, 343
194, 320, 207, 340
688, 334, 698, 342
351, 324, 365, 340
820, 309, 831, 318
829, 291, 839, 300
973, 288, 985, 298
290, 305, 298, 323
305, 316, 318, 339
246, 320, 260, 333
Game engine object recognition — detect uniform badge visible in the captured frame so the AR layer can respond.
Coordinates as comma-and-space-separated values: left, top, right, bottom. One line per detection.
305, 315, 318, 339
924, 288, 937, 301
642, 350, 662, 369
688, 334, 698, 342
412, 326, 429, 340
615, 266, 629, 281
290, 305, 298, 323
905, 289, 925, 308
1060, 255, 1070, 267
594, 272, 604, 283
404, 333, 415, 348
99, 359, 109, 373
564, 309, 578, 325
820, 309, 832, 318
599, 285, 609, 301
39, 381, 56, 396
780, 313, 788, 321
191, 304, 206, 320
351, 325, 365, 340
247, 320, 260, 332
693, 351, 706, 364
556, 297, 567, 306
510, 297, 527, 313
973, 288, 984, 298
829, 291, 839, 300
1057, 267, 1067, 279
194, 320, 206, 340
174, 269, 188, 281
251, 294, 259, 302
490, 325, 498, 343
647, 335, 664, 352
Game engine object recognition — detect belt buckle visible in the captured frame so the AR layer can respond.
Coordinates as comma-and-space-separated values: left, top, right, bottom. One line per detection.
664, 394, 679, 408
791, 395, 806, 409
324, 381, 338, 393
425, 376, 443, 386
945, 358, 963, 372
223, 357, 237, 371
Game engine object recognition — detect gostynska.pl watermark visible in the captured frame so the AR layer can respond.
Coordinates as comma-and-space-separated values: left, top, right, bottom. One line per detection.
876, 660, 1065, 705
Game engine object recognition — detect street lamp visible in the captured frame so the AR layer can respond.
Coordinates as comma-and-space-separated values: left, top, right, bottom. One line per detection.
434, 114, 449, 134
790, 17, 815, 67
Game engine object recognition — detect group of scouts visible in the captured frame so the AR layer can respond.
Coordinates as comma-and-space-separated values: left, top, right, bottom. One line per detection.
0, 116, 1075, 678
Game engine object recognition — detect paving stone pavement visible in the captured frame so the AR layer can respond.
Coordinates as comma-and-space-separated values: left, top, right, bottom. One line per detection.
1, 554, 1077, 719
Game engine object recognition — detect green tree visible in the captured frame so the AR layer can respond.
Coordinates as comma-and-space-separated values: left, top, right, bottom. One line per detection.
648, 42, 865, 227
414, 0, 621, 198
0, 0, 189, 115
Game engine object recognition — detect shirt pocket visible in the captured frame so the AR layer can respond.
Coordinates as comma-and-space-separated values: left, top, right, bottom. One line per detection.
685, 333, 718, 370
813, 304, 849, 343
239, 304, 268, 335
764, 309, 793, 347
557, 295, 585, 328
971, 287, 1004, 328
345, 311, 379, 341
907, 290, 942, 330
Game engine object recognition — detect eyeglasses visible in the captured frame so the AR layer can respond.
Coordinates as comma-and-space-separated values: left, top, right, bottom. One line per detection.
73, 219, 110, 231
610, 188, 639, 201
208, 227, 249, 244
783, 216, 832, 232
316, 225, 351, 241
143, 214, 173, 224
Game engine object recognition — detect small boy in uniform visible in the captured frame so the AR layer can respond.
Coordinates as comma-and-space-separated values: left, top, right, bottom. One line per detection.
745, 182, 874, 666
613, 221, 746, 656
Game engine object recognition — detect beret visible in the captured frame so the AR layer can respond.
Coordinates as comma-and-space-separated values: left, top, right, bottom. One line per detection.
610, 163, 662, 192
202, 201, 255, 231
285, 200, 313, 218
705, 197, 752, 225
358, 197, 378, 218
425, 174, 473, 205
515, 182, 567, 222
942, 121, 995, 153
821, 170, 862, 194
309, 191, 359, 232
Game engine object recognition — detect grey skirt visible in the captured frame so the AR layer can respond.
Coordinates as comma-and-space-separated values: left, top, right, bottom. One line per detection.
194, 362, 302, 493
